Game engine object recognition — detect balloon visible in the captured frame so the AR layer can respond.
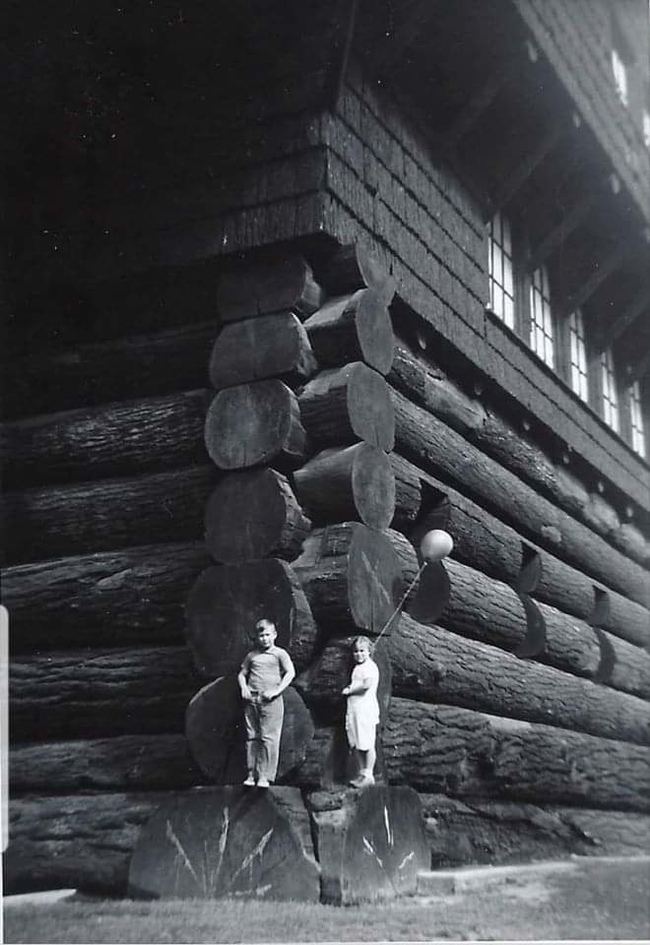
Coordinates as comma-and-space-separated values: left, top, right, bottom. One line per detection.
419, 529, 453, 563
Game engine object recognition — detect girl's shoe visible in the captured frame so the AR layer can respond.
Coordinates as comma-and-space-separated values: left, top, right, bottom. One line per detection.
243, 775, 256, 787
257, 777, 270, 788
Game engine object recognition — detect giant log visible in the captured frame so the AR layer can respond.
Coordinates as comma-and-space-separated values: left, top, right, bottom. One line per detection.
3, 465, 217, 566
384, 698, 650, 811
299, 363, 395, 450
128, 786, 320, 901
386, 614, 650, 745
292, 523, 402, 636
217, 253, 324, 323
204, 468, 311, 564
204, 379, 307, 471
293, 443, 396, 529
185, 558, 318, 677
209, 311, 318, 390
316, 242, 394, 299
388, 453, 423, 529
392, 390, 650, 607
10, 646, 199, 740
303, 289, 394, 375
2, 390, 212, 488
185, 677, 314, 784
4, 542, 210, 651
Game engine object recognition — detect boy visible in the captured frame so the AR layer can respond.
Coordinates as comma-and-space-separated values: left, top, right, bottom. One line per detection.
237, 618, 295, 788
342, 635, 379, 788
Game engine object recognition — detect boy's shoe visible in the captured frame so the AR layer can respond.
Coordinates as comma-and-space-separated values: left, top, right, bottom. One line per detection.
243, 775, 256, 787
257, 777, 270, 788
350, 774, 375, 788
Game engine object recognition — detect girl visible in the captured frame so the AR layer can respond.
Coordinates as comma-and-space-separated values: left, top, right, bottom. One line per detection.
342, 635, 379, 788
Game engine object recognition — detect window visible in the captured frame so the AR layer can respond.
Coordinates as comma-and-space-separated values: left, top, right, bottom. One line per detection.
601, 347, 620, 432
611, 48, 628, 106
568, 308, 589, 402
529, 264, 554, 368
487, 211, 515, 329
629, 380, 646, 458
643, 110, 650, 149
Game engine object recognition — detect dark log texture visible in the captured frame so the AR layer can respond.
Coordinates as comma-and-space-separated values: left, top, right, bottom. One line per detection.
185, 677, 314, 784
128, 786, 320, 901
209, 311, 318, 390
616, 522, 650, 568
299, 362, 395, 450
2, 322, 220, 420
392, 389, 650, 608
293, 443, 396, 529
185, 558, 318, 677
2, 390, 212, 488
204, 380, 307, 471
418, 795, 650, 867
5, 791, 174, 895
3, 465, 217, 566
217, 253, 324, 323
10, 646, 199, 740
205, 468, 311, 563
303, 289, 395, 375
384, 698, 650, 811
316, 242, 393, 299
386, 614, 650, 745
591, 592, 650, 650
292, 523, 402, 635
388, 453, 423, 529
4, 542, 210, 651
306, 785, 429, 903
10, 735, 203, 794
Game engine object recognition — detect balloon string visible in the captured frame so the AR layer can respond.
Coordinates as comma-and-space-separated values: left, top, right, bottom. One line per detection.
374, 560, 428, 644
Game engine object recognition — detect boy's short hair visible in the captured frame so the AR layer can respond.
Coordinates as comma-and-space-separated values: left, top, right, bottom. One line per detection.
351, 635, 373, 652
255, 618, 276, 633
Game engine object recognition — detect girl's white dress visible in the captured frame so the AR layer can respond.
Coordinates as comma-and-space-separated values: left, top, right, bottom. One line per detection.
345, 658, 380, 750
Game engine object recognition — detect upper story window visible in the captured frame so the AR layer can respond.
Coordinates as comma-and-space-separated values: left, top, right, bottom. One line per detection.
629, 380, 646, 458
529, 264, 555, 369
601, 347, 620, 432
487, 211, 515, 329
611, 47, 629, 106
643, 110, 650, 149
568, 308, 589, 402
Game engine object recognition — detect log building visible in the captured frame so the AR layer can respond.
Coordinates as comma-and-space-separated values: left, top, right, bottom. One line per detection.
3, 0, 650, 896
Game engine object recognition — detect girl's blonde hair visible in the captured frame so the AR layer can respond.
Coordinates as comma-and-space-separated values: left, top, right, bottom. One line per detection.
351, 635, 373, 653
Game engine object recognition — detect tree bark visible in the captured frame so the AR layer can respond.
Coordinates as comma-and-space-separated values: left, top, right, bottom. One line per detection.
2, 390, 212, 488
316, 243, 394, 299
386, 613, 650, 745
388, 453, 423, 530
128, 786, 320, 901
185, 558, 318, 678
303, 289, 395, 375
293, 443, 396, 530
205, 468, 311, 564
4, 542, 210, 651
292, 523, 402, 636
209, 311, 318, 390
204, 379, 307, 471
185, 677, 314, 784
216, 252, 324, 323
384, 698, 650, 811
10, 646, 200, 740
3, 466, 217, 566
299, 362, 395, 450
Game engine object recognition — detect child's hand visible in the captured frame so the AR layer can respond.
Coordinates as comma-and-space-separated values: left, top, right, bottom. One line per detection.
342, 686, 350, 696
261, 689, 278, 702
240, 685, 253, 702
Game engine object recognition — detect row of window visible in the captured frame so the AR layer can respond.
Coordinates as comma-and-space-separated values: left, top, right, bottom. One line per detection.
487, 210, 646, 459
610, 43, 650, 147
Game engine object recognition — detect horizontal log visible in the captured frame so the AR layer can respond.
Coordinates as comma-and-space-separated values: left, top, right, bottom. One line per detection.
386, 614, 650, 745
303, 289, 394, 375
388, 453, 423, 530
4, 542, 210, 651
10, 646, 200, 740
2, 321, 220, 420
5, 791, 176, 895
185, 558, 318, 677
418, 795, 650, 867
204, 379, 307, 471
209, 311, 318, 390
293, 443, 396, 529
384, 698, 650, 811
315, 242, 393, 298
292, 523, 402, 635
205, 468, 311, 563
217, 252, 324, 323
298, 362, 395, 450
10, 734, 203, 794
3, 465, 218, 566
392, 389, 650, 608
2, 390, 212, 488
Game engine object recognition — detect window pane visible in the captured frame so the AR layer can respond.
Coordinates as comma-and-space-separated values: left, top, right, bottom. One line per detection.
488, 212, 515, 326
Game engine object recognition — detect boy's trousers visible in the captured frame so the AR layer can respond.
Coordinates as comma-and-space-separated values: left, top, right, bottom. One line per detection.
243, 695, 284, 781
